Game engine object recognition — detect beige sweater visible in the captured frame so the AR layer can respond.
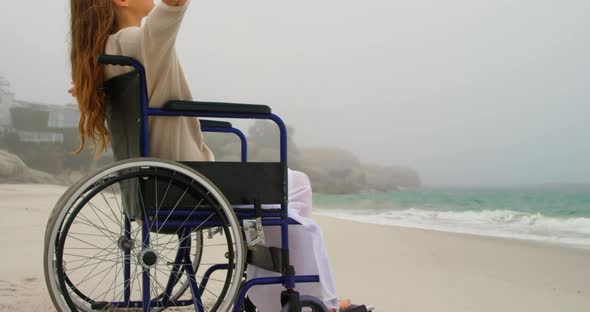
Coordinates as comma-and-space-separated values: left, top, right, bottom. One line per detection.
104, 1, 214, 161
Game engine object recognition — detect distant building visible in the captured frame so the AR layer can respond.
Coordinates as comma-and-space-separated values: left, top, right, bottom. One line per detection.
0, 76, 14, 131
48, 104, 80, 129
0, 76, 81, 143
11, 101, 80, 143
0, 80, 115, 164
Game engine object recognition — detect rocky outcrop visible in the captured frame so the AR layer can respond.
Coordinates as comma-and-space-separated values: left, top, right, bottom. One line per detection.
0, 150, 56, 184
295, 147, 421, 194
205, 122, 422, 194
363, 163, 421, 192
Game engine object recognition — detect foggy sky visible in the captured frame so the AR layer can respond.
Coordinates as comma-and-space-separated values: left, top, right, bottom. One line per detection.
1, 0, 589, 186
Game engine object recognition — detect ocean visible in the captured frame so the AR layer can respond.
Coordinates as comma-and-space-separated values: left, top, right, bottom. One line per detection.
313, 188, 590, 249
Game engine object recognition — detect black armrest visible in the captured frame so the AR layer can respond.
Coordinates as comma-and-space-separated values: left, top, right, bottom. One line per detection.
200, 119, 232, 129
98, 54, 137, 67
163, 101, 271, 115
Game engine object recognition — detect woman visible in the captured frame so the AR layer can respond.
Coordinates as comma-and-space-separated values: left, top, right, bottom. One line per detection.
69, 0, 353, 310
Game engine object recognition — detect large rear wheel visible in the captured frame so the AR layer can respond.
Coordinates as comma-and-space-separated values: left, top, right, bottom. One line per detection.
44, 158, 245, 311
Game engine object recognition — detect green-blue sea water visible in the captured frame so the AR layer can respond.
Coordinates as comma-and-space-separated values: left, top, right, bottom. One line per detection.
313, 188, 590, 248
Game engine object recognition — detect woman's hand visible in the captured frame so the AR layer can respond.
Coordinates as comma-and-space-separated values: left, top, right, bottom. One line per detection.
162, 0, 188, 6
68, 82, 77, 97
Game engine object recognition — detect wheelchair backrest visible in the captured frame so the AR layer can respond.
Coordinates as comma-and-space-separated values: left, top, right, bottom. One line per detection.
103, 71, 143, 218
103, 70, 142, 161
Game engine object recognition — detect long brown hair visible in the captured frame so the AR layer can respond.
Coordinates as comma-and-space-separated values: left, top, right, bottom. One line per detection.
70, 0, 115, 156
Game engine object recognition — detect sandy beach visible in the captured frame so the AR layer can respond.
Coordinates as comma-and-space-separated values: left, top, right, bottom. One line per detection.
317, 215, 590, 311
0, 184, 589, 311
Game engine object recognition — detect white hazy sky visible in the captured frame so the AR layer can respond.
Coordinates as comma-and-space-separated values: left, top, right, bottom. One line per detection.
1, 0, 589, 186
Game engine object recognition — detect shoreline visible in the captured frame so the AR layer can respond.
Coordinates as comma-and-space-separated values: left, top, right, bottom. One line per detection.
314, 210, 590, 252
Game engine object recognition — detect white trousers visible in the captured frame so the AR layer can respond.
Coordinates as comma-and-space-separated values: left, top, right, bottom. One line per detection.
245, 169, 339, 311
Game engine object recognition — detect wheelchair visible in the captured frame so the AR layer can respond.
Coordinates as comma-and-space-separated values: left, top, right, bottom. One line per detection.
43, 55, 345, 312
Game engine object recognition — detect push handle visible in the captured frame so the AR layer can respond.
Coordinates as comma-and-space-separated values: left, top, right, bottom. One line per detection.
97, 54, 137, 67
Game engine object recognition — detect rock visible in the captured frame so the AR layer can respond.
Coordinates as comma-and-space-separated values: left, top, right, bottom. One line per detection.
295, 147, 367, 194
363, 163, 421, 191
0, 150, 27, 177
0, 150, 56, 184
295, 147, 421, 194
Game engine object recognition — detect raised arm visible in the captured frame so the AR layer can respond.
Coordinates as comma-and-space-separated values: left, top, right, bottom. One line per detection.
139, 0, 190, 66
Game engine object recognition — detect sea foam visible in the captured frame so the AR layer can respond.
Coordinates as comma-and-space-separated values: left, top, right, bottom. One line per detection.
315, 208, 590, 248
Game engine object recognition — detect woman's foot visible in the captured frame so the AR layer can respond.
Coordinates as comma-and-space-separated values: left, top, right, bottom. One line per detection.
329, 299, 352, 311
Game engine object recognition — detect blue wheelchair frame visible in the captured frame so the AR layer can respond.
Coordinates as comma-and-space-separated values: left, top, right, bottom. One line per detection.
105, 57, 320, 311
